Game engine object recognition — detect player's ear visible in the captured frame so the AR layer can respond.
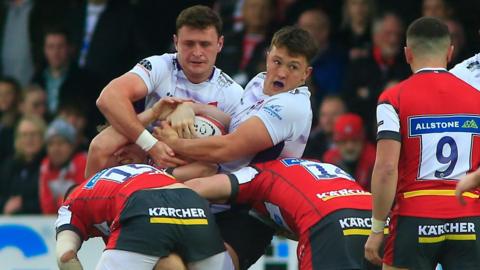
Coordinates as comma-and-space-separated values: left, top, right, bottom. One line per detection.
404, 46, 413, 64
217, 35, 224, 52
173, 34, 179, 51
446, 45, 454, 64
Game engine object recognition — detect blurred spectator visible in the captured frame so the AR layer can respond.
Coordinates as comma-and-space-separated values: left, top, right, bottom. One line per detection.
0, 116, 45, 214
303, 95, 346, 160
19, 84, 48, 120
32, 26, 97, 116
322, 113, 375, 191
0, 0, 68, 86
57, 101, 90, 151
0, 77, 22, 165
342, 12, 410, 140
39, 118, 87, 214
66, 0, 150, 87
422, 0, 453, 19
338, 0, 376, 61
216, 0, 274, 86
445, 19, 470, 67
298, 8, 347, 103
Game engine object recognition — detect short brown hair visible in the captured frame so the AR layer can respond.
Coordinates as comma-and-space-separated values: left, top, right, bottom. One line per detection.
270, 26, 317, 63
176, 5, 223, 36
406, 17, 451, 57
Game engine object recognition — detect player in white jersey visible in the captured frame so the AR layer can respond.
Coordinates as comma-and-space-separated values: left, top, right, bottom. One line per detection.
450, 52, 480, 90
155, 26, 317, 269
94, 5, 243, 168
157, 26, 315, 173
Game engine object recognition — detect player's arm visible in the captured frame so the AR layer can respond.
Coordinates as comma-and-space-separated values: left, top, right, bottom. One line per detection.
365, 99, 401, 265
56, 230, 83, 270
167, 162, 219, 182
96, 73, 185, 167
184, 174, 232, 204
456, 169, 480, 204
185, 166, 259, 203
160, 116, 273, 163
86, 98, 183, 178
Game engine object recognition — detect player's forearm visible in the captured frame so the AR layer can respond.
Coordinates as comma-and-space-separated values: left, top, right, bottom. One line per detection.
371, 164, 398, 221
97, 80, 145, 142
171, 136, 234, 163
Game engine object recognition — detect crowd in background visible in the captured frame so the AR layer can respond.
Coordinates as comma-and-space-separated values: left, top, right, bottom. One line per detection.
0, 0, 479, 215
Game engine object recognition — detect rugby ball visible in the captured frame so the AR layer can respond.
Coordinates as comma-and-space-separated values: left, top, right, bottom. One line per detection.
194, 115, 226, 137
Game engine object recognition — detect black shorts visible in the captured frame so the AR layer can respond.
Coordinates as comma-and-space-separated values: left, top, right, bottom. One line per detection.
384, 214, 480, 269
109, 188, 225, 262
298, 209, 379, 270
215, 206, 275, 270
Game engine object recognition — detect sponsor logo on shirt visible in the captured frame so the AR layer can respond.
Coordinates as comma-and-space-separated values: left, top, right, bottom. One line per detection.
409, 115, 480, 136
262, 104, 283, 120
316, 189, 370, 201
138, 59, 152, 72
217, 72, 234, 87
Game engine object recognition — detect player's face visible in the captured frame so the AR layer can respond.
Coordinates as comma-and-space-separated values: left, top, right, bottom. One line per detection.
264, 46, 312, 95
174, 26, 224, 83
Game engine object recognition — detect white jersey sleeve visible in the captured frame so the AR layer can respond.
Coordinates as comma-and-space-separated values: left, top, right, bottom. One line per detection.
450, 53, 480, 91
376, 102, 401, 141
128, 55, 171, 95
253, 89, 311, 145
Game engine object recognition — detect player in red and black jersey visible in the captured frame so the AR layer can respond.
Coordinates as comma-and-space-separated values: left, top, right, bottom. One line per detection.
185, 158, 374, 270
55, 164, 232, 270
365, 17, 480, 270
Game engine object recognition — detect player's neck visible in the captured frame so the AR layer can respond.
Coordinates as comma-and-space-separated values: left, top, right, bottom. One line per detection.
410, 59, 447, 73
185, 69, 214, 84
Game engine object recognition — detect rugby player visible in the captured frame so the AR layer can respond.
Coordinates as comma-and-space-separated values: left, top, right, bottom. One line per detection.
183, 158, 374, 270
94, 5, 243, 169
55, 164, 233, 270
155, 26, 317, 269
364, 17, 480, 269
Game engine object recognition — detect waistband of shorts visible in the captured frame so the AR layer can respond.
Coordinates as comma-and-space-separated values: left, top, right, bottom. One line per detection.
402, 189, 479, 199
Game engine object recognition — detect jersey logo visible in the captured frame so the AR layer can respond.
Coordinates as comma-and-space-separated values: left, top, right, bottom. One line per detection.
466, 60, 480, 71
409, 115, 480, 136
217, 72, 234, 87
138, 59, 152, 71
262, 104, 283, 120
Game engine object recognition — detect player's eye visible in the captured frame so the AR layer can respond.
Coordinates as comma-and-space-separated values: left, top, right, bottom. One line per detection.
200, 41, 211, 48
288, 64, 299, 70
273, 60, 281, 65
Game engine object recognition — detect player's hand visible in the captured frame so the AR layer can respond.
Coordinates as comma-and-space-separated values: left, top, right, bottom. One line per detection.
114, 144, 147, 165
455, 170, 480, 205
152, 97, 185, 120
364, 232, 384, 266
153, 122, 180, 142
147, 140, 186, 168
166, 102, 196, 139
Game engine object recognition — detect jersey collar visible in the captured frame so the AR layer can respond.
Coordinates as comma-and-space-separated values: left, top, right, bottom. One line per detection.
415, 67, 448, 74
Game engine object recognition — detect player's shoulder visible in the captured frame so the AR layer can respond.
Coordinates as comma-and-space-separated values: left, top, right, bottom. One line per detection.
450, 53, 480, 90
138, 53, 176, 72
378, 79, 407, 105
213, 67, 243, 93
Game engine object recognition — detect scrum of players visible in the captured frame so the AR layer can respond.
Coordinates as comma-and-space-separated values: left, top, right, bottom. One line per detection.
54, 5, 480, 270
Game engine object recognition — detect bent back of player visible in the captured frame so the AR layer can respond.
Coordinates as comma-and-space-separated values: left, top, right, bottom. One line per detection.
186, 158, 375, 270
367, 17, 480, 269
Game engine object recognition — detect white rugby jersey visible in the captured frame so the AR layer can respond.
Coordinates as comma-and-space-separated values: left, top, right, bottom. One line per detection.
129, 53, 243, 116
221, 72, 313, 172
450, 53, 480, 91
